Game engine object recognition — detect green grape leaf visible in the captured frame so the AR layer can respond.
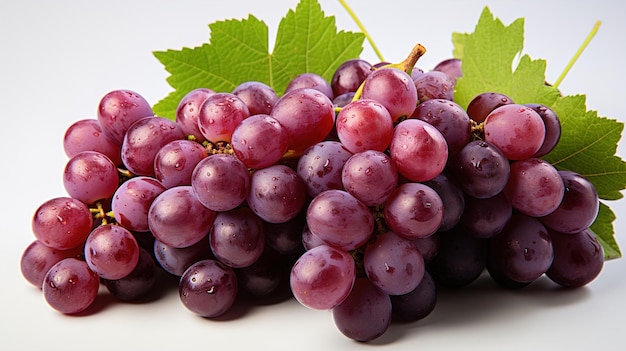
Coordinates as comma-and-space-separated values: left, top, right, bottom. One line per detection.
453, 7, 626, 259
152, 0, 364, 119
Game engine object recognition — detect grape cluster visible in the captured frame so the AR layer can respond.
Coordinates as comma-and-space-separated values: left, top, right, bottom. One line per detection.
20, 50, 604, 342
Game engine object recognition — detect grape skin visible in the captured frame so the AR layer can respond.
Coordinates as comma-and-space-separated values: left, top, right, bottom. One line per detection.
63, 151, 120, 205
383, 182, 444, 240
361, 67, 417, 122
483, 104, 546, 161
32, 197, 93, 250
335, 99, 394, 153
42, 258, 100, 314
191, 154, 250, 212
341, 150, 398, 206
179, 259, 238, 318
84, 224, 140, 280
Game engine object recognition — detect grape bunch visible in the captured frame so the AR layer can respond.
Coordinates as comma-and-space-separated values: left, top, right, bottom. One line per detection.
20, 45, 604, 342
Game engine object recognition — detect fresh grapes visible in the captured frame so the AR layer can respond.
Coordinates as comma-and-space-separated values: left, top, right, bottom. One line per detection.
20, 48, 607, 343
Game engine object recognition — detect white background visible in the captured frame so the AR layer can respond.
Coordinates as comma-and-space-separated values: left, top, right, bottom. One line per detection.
1, 0, 625, 350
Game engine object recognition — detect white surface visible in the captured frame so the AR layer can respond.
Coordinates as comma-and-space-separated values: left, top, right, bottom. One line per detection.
1, 0, 625, 350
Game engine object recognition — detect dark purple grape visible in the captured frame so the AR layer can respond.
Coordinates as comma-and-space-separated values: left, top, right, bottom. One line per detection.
232, 81, 277, 116
453, 140, 510, 199
546, 228, 604, 288
433, 58, 462, 80
330, 58, 372, 97
390, 271, 437, 322
466, 92, 514, 123
102, 247, 159, 301
460, 192, 512, 239
42, 258, 100, 314
411, 99, 471, 157
179, 259, 238, 318
525, 103, 561, 157
424, 172, 465, 232
285, 73, 334, 100
97, 89, 154, 145
413, 70, 455, 103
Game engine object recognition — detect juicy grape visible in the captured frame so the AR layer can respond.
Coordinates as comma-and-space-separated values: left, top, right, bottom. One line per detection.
20, 50, 605, 344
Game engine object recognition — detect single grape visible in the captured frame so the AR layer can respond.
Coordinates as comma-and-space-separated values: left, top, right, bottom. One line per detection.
389, 118, 448, 182
483, 104, 546, 160
452, 140, 510, 199
296, 141, 352, 198
306, 189, 374, 251
332, 278, 392, 342
363, 230, 425, 295
154, 139, 208, 188
546, 228, 604, 288
335, 99, 394, 153
424, 172, 465, 232
231, 114, 289, 169
540, 171, 599, 234
383, 182, 444, 240
433, 58, 462, 80
413, 70, 456, 103
390, 271, 437, 323
32, 197, 93, 250
111, 176, 166, 232
153, 236, 213, 276
235, 247, 285, 298
97, 89, 154, 145
63, 118, 122, 165
460, 192, 512, 238
488, 214, 554, 284
121, 116, 185, 177
411, 233, 440, 264
197, 92, 250, 143
285, 73, 334, 100
263, 213, 306, 256
332, 92, 355, 108
42, 258, 100, 314
411, 99, 471, 157
503, 158, 564, 217
466, 92, 514, 123
524, 103, 561, 157
361, 67, 417, 122
301, 224, 326, 251
191, 154, 250, 212
341, 150, 398, 206
102, 247, 159, 301
84, 224, 140, 280
63, 150, 119, 204
148, 186, 217, 248
210, 207, 265, 268
175, 88, 215, 143
270, 88, 335, 153
179, 259, 238, 318
331, 58, 372, 96
246, 164, 307, 224
20, 240, 81, 288
427, 225, 487, 288
232, 81, 278, 116
290, 244, 356, 310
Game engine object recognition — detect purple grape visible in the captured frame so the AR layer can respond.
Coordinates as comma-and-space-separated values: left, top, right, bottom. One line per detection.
361, 67, 417, 122
102, 247, 159, 301
232, 81, 278, 116
466, 92, 514, 123
336, 99, 394, 153
210, 207, 265, 268
148, 186, 217, 248
290, 244, 355, 310
231, 114, 289, 169
153, 236, 213, 276
285, 73, 334, 100
460, 192, 512, 238
191, 154, 250, 212
20, 240, 82, 288
197, 92, 250, 143
97, 89, 154, 145
433, 58, 462, 80
411, 99, 471, 157
540, 171, 599, 234
363, 231, 425, 295
121, 116, 185, 177
32, 197, 93, 250
330, 58, 372, 97
175, 88, 215, 143
413, 70, 455, 103
504, 158, 564, 217
411, 233, 440, 264
452, 140, 510, 199
296, 141, 352, 198
525, 103, 561, 157
63, 150, 119, 204
383, 182, 444, 240
390, 271, 437, 323
42, 258, 100, 314
247, 164, 307, 224
341, 150, 398, 206
263, 213, 306, 256
424, 172, 465, 232
84, 224, 140, 280
111, 176, 166, 232
332, 278, 392, 342
63, 118, 122, 165
488, 214, 554, 284
179, 259, 238, 318
235, 247, 285, 298
153, 139, 208, 189
306, 189, 374, 251
547, 228, 604, 288
301, 224, 326, 251
484, 104, 546, 161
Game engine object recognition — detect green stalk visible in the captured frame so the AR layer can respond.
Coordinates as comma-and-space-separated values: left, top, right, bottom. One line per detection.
553, 20, 601, 89
338, 0, 385, 62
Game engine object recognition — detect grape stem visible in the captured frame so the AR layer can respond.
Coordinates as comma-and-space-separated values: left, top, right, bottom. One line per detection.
553, 20, 601, 89
338, 0, 385, 63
